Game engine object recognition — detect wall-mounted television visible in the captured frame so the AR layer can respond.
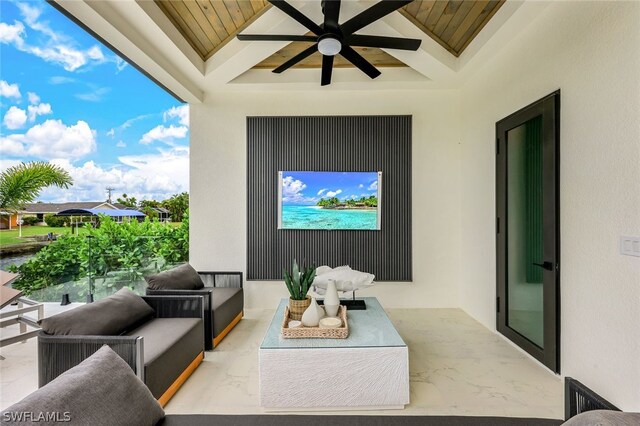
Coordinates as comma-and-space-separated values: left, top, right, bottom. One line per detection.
278, 171, 382, 230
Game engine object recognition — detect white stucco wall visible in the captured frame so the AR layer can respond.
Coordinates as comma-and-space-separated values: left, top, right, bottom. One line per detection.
189, 90, 461, 310
458, 1, 640, 410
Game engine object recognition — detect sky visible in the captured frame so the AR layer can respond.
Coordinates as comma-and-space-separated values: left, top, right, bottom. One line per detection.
282, 171, 379, 206
0, 0, 189, 203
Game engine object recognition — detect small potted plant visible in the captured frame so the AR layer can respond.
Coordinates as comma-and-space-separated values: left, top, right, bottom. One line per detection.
283, 259, 316, 320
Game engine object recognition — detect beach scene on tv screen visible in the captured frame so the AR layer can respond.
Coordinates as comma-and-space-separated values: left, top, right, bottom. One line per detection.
280, 171, 379, 230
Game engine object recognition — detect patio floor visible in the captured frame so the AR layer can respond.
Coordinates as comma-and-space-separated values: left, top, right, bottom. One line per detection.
0, 304, 563, 418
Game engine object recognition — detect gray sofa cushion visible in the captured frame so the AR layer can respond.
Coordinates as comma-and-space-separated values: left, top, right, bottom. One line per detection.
125, 318, 203, 398
0, 345, 164, 426
145, 263, 204, 290
562, 410, 640, 426
39, 288, 154, 336
211, 288, 243, 338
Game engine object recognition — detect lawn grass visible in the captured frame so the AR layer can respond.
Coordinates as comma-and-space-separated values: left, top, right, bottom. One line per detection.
0, 226, 89, 247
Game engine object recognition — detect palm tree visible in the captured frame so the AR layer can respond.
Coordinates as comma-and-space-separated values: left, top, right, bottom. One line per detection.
0, 162, 73, 212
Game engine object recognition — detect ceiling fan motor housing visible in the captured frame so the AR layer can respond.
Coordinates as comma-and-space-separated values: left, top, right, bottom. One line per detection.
318, 34, 342, 56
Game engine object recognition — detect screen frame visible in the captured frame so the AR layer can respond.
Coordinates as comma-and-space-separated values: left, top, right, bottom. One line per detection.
277, 171, 382, 231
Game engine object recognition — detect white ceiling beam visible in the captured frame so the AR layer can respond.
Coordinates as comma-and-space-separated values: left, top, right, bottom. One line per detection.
371, 10, 458, 83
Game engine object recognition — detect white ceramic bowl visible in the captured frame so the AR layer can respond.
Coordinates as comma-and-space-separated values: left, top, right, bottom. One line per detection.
288, 320, 302, 329
319, 317, 342, 329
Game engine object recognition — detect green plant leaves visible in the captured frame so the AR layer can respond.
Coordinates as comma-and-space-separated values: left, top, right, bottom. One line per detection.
10, 213, 190, 295
282, 259, 316, 300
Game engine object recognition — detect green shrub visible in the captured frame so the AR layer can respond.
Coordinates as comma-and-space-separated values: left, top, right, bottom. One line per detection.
21, 216, 41, 226
44, 214, 69, 227
10, 213, 190, 295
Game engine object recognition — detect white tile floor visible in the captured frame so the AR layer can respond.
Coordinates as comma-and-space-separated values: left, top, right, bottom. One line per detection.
0, 304, 563, 419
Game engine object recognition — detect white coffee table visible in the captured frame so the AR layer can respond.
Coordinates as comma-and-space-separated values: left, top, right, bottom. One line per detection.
259, 297, 409, 411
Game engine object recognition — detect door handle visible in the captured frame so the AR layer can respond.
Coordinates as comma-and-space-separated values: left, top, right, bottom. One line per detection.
533, 261, 554, 271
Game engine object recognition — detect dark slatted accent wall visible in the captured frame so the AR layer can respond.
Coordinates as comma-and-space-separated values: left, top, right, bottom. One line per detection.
247, 116, 412, 281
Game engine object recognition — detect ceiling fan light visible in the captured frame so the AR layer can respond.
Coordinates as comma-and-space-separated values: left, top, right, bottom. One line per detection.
318, 37, 341, 56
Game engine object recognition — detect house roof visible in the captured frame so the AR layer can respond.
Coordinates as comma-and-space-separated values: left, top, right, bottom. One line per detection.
56, 208, 146, 217
23, 202, 121, 214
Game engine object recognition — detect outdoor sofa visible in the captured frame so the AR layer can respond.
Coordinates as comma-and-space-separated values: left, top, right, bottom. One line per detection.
145, 264, 243, 350
37, 288, 204, 407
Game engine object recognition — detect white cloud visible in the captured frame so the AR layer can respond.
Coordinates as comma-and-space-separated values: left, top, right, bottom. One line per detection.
35, 147, 189, 202
116, 140, 126, 148
0, 21, 25, 47
368, 180, 378, 191
106, 129, 115, 137
27, 103, 52, 122
29, 44, 90, 72
317, 188, 327, 196
49, 76, 75, 85
326, 189, 343, 198
140, 124, 188, 145
0, 3, 118, 72
282, 176, 317, 204
0, 119, 96, 159
120, 114, 151, 130
27, 92, 40, 104
75, 87, 110, 102
0, 80, 21, 99
163, 105, 189, 127
358, 184, 364, 188
3, 106, 27, 129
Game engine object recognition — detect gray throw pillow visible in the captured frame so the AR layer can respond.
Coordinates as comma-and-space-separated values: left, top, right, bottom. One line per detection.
145, 263, 204, 290
39, 288, 154, 335
0, 345, 164, 426
563, 410, 640, 425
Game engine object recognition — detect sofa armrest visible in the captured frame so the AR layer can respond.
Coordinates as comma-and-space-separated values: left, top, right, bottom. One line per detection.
198, 271, 243, 289
38, 333, 143, 387
142, 295, 204, 320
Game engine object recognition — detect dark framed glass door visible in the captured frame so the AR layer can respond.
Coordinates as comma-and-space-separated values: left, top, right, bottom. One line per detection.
496, 91, 560, 373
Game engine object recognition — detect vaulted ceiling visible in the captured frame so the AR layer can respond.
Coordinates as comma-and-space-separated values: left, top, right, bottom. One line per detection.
155, 0, 505, 68
53, 0, 542, 101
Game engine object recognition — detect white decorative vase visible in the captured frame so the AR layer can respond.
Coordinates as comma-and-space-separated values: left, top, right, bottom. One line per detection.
324, 280, 340, 317
301, 297, 322, 327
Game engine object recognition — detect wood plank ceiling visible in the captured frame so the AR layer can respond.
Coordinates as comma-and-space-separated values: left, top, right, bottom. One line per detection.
155, 0, 505, 66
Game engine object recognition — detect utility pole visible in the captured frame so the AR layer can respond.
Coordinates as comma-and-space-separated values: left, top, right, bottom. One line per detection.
106, 187, 115, 204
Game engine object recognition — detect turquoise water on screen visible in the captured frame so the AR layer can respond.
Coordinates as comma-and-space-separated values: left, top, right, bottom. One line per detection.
281, 206, 378, 230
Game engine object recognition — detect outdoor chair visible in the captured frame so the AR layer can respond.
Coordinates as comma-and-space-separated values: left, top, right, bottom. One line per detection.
146, 269, 244, 351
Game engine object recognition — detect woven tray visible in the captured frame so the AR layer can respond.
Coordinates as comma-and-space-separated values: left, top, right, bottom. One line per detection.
281, 305, 349, 339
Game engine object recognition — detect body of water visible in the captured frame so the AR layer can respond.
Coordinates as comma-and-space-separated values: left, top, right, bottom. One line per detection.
281, 206, 378, 230
0, 253, 35, 271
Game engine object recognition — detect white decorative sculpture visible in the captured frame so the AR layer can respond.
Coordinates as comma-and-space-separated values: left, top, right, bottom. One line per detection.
323, 281, 340, 317
313, 265, 375, 295
301, 297, 322, 327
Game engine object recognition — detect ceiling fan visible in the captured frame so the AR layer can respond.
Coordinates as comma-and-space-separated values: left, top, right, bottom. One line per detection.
237, 0, 421, 86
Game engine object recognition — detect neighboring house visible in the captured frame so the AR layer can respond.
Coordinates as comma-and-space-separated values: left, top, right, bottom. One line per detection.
152, 207, 171, 222
21, 202, 125, 222
0, 211, 24, 230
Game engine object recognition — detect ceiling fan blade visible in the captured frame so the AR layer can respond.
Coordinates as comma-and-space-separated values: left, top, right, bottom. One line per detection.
269, 0, 323, 35
341, 0, 413, 35
273, 44, 318, 74
237, 34, 317, 42
339, 46, 381, 80
322, 0, 341, 30
321, 54, 334, 86
347, 34, 421, 50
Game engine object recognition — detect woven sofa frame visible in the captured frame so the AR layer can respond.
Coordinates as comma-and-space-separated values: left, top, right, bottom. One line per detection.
38, 295, 204, 405
146, 271, 243, 351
